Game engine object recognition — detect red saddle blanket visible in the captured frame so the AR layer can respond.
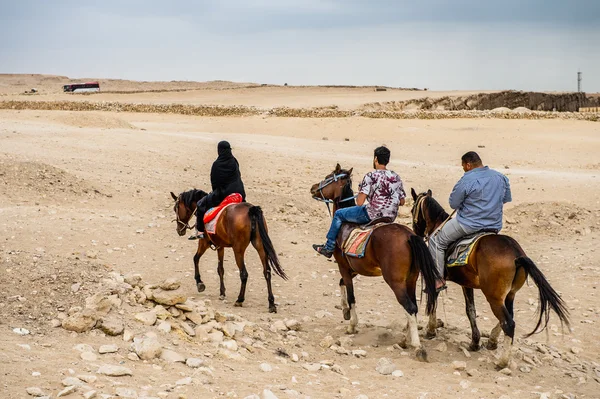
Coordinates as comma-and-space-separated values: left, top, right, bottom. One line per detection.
203, 193, 243, 224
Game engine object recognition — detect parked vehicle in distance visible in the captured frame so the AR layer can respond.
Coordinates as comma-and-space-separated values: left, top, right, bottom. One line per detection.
63, 82, 100, 93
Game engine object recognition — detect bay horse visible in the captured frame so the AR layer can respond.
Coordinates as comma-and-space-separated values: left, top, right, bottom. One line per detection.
170, 189, 287, 313
410, 188, 570, 368
310, 164, 440, 361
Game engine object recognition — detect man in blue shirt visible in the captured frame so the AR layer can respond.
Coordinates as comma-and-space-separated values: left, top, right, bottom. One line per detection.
430, 151, 512, 292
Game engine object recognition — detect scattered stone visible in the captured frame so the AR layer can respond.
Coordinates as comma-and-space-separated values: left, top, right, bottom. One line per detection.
134, 311, 157, 326
157, 321, 172, 333
270, 320, 288, 332
435, 342, 447, 352
50, 319, 62, 328
260, 363, 273, 372
519, 366, 532, 373
160, 349, 186, 363
221, 340, 238, 352
98, 315, 124, 336
153, 305, 171, 320
571, 347, 582, 355
467, 369, 481, 377
185, 312, 203, 325
127, 353, 140, 361
62, 309, 98, 333
392, 370, 404, 377
152, 288, 187, 306
319, 335, 335, 348
99, 344, 119, 354
176, 377, 192, 386
81, 352, 98, 362
186, 358, 204, 368
452, 361, 467, 371
352, 350, 367, 358
131, 336, 162, 360
302, 363, 322, 372
71, 283, 81, 293
96, 365, 133, 377
331, 364, 345, 375
77, 375, 97, 384
57, 386, 77, 397
62, 377, 83, 386
461, 347, 472, 358
499, 368, 512, 375
285, 319, 301, 331
178, 321, 196, 337
124, 273, 143, 288
376, 358, 396, 375
115, 387, 137, 398
160, 278, 181, 291
26, 387, 45, 397
123, 329, 134, 342
261, 389, 279, 399
83, 391, 97, 399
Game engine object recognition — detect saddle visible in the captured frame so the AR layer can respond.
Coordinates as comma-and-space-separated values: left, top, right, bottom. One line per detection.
204, 193, 243, 234
336, 217, 394, 258
445, 229, 497, 267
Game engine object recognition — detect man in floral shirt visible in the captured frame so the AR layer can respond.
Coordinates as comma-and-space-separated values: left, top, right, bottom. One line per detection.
313, 146, 406, 258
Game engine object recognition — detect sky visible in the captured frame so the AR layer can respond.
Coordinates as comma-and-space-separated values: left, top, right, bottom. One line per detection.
1, 0, 599, 91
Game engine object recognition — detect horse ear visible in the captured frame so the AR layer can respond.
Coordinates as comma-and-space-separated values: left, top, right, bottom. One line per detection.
170, 191, 178, 201
411, 188, 418, 201
427, 189, 432, 196
335, 163, 341, 172
347, 167, 353, 176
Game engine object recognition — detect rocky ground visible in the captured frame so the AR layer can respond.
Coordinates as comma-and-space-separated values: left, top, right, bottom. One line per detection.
1, 79, 599, 399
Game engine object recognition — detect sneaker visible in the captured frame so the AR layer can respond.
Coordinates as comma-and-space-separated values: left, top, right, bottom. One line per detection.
312, 244, 334, 258
188, 232, 205, 240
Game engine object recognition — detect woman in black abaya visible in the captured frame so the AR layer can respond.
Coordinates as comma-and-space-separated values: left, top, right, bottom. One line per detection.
189, 141, 246, 240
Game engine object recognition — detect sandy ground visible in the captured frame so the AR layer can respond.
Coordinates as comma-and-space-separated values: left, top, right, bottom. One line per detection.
1, 77, 599, 399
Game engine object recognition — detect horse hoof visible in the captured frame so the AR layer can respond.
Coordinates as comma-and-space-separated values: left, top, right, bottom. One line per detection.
468, 343, 480, 352
234, 301, 243, 307
219, 295, 226, 301
197, 283, 206, 293
343, 308, 351, 321
269, 306, 277, 314
415, 348, 428, 362
346, 326, 357, 335
425, 330, 437, 340
398, 339, 408, 349
486, 341, 498, 351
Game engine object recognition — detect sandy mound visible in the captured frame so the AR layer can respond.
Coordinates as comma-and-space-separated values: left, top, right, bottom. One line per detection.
52, 112, 136, 129
504, 202, 598, 236
0, 159, 108, 201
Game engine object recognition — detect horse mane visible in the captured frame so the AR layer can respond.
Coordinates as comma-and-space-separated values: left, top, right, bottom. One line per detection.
180, 188, 208, 208
425, 195, 449, 224
337, 168, 356, 208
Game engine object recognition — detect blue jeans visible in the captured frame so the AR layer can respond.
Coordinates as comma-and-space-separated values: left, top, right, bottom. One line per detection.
325, 206, 371, 250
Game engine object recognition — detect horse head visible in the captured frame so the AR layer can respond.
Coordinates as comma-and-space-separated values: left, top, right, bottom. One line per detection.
170, 189, 207, 236
310, 163, 353, 203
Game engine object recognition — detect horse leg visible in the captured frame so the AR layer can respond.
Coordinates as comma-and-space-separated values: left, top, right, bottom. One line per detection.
463, 287, 481, 351
217, 247, 226, 300
487, 299, 515, 369
194, 240, 210, 293
487, 322, 502, 350
336, 256, 358, 334
340, 278, 351, 320
232, 246, 252, 308
425, 306, 438, 339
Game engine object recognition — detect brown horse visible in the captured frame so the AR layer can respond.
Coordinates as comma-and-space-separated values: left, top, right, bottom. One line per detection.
310, 164, 439, 361
410, 188, 570, 367
170, 189, 287, 313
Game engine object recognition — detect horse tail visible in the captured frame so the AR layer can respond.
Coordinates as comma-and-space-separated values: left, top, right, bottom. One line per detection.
249, 206, 288, 280
408, 235, 439, 315
515, 256, 570, 337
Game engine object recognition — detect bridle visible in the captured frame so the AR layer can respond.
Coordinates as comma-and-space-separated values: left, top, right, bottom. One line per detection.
312, 172, 357, 217
173, 197, 194, 234
411, 192, 455, 241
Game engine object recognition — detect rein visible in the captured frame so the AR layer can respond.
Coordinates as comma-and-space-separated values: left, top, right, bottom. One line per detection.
172, 198, 195, 233
412, 194, 456, 241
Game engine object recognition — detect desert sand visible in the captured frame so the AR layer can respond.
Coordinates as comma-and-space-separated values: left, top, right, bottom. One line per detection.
0, 75, 599, 399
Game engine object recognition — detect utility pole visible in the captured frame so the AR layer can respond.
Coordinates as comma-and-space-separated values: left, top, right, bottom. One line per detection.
577, 71, 582, 92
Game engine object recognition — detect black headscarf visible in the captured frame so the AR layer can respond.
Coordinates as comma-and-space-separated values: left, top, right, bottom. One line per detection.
210, 141, 241, 191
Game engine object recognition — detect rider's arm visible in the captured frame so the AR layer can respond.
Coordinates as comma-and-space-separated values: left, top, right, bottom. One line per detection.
449, 178, 467, 210
502, 175, 512, 204
356, 192, 367, 206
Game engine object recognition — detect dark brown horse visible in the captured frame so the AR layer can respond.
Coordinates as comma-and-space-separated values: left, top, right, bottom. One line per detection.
410, 188, 570, 367
170, 189, 287, 313
310, 164, 439, 361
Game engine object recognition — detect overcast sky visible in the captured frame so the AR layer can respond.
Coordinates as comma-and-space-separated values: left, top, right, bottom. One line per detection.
1, 1, 599, 91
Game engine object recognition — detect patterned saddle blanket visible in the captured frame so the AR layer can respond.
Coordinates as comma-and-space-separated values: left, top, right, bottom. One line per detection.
445, 231, 497, 267
339, 219, 393, 258
203, 193, 243, 234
